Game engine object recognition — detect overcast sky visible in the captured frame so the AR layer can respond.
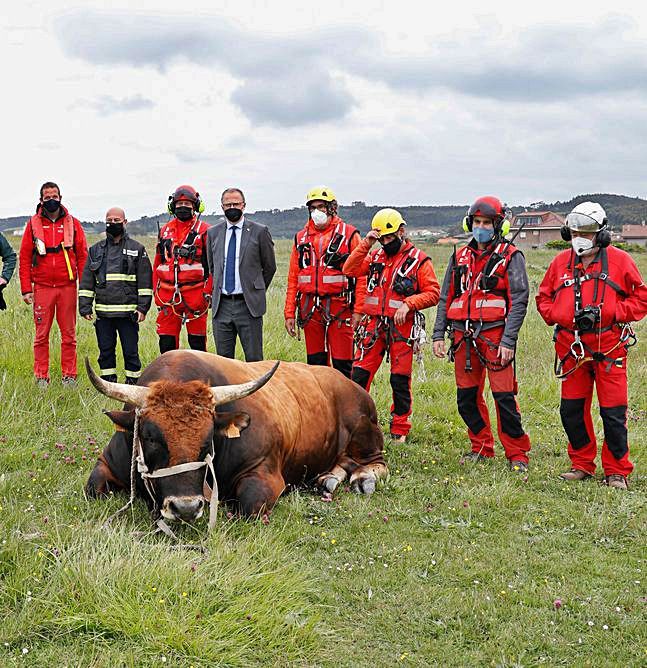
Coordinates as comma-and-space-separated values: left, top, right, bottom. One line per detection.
3, 0, 647, 220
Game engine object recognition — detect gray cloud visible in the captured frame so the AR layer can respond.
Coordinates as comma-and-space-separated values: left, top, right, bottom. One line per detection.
77, 94, 154, 116
54, 11, 365, 126
53, 11, 647, 126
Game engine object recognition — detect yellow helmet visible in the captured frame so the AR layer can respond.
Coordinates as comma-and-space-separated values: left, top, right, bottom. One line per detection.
371, 208, 406, 236
306, 186, 336, 204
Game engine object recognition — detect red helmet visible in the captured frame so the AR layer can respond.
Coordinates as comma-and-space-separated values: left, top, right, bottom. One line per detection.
465, 196, 506, 231
168, 184, 202, 214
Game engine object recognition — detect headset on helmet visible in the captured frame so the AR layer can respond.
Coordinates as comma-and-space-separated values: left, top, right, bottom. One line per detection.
462, 196, 510, 237
167, 185, 205, 215
560, 201, 610, 248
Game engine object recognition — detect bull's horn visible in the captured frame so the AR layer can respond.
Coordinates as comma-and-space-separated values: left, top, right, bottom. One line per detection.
211, 360, 280, 406
85, 357, 150, 407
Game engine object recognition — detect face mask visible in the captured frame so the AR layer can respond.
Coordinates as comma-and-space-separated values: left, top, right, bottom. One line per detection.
224, 207, 243, 223
473, 227, 494, 244
310, 209, 329, 228
572, 236, 595, 256
106, 223, 124, 238
381, 236, 402, 256
175, 206, 193, 222
42, 199, 60, 213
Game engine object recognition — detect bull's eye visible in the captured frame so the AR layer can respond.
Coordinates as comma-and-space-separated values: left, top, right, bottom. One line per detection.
144, 440, 169, 468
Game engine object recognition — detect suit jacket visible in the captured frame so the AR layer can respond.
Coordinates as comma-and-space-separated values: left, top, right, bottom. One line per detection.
207, 217, 276, 318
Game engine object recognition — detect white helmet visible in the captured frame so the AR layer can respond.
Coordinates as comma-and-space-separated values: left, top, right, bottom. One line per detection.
566, 201, 607, 233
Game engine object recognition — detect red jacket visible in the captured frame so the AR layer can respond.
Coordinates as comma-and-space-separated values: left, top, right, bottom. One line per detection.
284, 217, 360, 318
536, 245, 647, 351
153, 216, 212, 311
19, 205, 87, 293
343, 238, 439, 320
445, 241, 517, 323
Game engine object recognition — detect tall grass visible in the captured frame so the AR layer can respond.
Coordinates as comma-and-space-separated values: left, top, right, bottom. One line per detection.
0, 238, 645, 666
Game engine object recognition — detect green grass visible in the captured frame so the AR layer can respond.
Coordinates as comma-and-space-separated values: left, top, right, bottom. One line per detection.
1, 239, 645, 666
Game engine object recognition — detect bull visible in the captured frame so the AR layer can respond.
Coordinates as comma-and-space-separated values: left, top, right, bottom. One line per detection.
85, 351, 388, 523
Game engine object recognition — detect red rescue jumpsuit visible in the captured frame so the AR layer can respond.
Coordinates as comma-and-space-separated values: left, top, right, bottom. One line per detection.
153, 216, 212, 351
344, 238, 440, 437
433, 239, 532, 463
19, 205, 88, 380
536, 245, 647, 477
284, 217, 360, 378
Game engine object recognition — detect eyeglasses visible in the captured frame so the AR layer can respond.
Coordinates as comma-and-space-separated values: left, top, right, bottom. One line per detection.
223, 202, 244, 209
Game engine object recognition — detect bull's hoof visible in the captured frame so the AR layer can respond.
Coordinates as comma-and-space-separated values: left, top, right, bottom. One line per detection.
351, 476, 376, 495
320, 476, 340, 494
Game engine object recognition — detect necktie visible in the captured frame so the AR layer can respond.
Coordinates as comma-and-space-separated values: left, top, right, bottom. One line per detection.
225, 226, 237, 294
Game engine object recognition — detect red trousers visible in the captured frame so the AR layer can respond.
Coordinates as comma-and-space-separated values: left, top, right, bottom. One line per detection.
452, 328, 531, 462
32, 283, 78, 379
300, 297, 353, 378
351, 318, 414, 436
559, 352, 632, 477
156, 306, 208, 348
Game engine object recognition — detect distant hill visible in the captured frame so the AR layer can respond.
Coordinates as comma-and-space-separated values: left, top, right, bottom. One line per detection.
2, 194, 646, 238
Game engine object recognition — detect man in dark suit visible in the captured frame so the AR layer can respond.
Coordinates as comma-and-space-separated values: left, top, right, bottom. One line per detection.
206, 187, 276, 361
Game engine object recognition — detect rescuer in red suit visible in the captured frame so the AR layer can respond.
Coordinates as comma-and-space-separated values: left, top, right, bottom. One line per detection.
536, 201, 647, 490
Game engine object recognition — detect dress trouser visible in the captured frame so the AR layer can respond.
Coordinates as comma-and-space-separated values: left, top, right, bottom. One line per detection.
95, 316, 141, 383
213, 295, 263, 362
32, 283, 77, 379
452, 326, 531, 463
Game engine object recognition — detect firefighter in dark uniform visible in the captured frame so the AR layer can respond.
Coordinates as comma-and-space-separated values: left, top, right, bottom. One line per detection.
79, 207, 153, 383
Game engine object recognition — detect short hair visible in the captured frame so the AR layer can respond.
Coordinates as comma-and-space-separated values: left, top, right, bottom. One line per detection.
40, 182, 60, 198
221, 187, 245, 204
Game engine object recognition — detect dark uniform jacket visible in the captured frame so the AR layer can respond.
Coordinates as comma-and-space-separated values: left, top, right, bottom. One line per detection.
79, 233, 153, 318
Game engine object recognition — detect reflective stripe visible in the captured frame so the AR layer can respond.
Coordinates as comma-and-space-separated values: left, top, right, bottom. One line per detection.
322, 275, 346, 284
78, 290, 95, 297
100, 368, 118, 375
106, 273, 137, 282
124, 249, 139, 256
298, 275, 312, 283
475, 298, 507, 309
95, 304, 138, 312
388, 299, 404, 309
125, 369, 142, 378
365, 296, 379, 305
451, 299, 464, 309
157, 264, 170, 272
137, 288, 153, 295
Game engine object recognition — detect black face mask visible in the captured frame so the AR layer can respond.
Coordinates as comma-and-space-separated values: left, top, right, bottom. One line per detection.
224, 207, 243, 223
175, 206, 194, 222
42, 199, 60, 213
381, 236, 402, 256
106, 223, 124, 238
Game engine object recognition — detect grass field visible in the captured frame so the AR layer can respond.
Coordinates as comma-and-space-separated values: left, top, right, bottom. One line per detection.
0, 237, 645, 667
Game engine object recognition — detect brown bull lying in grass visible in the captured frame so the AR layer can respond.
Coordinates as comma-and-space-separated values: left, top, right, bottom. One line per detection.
85, 350, 388, 522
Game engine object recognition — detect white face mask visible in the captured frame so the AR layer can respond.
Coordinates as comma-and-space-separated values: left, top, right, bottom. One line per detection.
310, 209, 329, 228
572, 236, 595, 256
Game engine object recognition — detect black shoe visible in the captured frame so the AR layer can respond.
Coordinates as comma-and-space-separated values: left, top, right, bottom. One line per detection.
509, 460, 528, 473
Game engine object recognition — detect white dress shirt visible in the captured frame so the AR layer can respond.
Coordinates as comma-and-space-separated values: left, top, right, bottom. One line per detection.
222, 215, 244, 295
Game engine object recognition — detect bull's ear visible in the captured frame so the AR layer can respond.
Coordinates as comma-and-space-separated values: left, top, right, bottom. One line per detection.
214, 411, 251, 439
104, 409, 136, 432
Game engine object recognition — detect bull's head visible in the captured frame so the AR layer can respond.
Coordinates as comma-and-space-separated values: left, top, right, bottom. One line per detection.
86, 358, 279, 523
